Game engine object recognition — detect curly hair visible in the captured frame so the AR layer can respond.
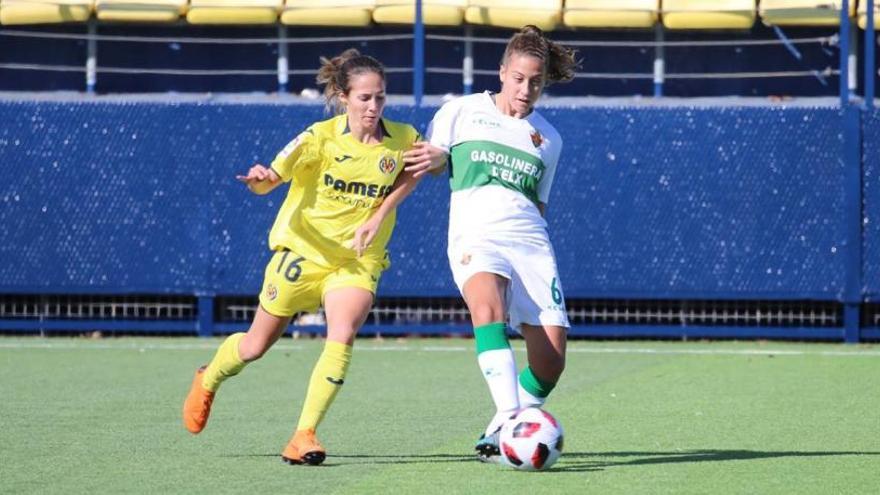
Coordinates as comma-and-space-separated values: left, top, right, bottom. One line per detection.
501, 25, 579, 85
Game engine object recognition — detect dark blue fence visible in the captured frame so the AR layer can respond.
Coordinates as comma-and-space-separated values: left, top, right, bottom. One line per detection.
862, 110, 880, 303
1, 97, 876, 340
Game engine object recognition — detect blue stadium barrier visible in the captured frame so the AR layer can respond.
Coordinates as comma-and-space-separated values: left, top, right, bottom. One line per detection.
0, 97, 876, 340
862, 110, 880, 303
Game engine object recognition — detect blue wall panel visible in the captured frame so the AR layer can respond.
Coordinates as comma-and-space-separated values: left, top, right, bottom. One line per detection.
544, 106, 849, 300
0, 100, 860, 301
863, 111, 880, 301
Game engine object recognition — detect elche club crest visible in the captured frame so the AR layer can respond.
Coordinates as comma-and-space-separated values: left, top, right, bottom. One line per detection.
378, 155, 397, 174
530, 130, 543, 148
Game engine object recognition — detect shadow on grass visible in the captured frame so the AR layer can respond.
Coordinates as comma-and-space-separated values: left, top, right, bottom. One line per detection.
550, 450, 880, 472
221, 452, 475, 466
220, 449, 879, 470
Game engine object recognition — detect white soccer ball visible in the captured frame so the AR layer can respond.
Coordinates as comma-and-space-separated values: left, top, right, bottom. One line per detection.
498, 407, 564, 471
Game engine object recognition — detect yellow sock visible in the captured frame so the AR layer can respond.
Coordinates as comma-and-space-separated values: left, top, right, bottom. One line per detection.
201, 332, 247, 392
296, 341, 352, 431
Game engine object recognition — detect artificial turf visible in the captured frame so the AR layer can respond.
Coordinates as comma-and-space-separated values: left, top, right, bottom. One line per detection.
1, 337, 877, 494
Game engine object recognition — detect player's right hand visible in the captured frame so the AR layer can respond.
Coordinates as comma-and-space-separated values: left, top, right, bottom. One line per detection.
350, 215, 382, 257
236, 164, 279, 184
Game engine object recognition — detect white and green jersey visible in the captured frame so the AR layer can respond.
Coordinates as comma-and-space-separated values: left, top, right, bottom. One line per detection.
426, 91, 563, 243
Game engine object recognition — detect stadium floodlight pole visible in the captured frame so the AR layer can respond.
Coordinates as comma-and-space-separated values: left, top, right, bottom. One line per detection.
866, 0, 876, 110
413, 0, 425, 107
839, 0, 851, 106
277, 25, 289, 94
653, 23, 665, 98
86, 19, 97, 94
463, 25, 474, 95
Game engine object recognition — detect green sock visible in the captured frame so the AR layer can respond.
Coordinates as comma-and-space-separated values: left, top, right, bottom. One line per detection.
518, 366, 557, 408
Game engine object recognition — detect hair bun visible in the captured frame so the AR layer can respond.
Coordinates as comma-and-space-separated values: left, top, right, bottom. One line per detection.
520, 25, 544, 37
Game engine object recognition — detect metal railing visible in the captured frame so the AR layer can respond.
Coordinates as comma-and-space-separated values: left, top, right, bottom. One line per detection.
0, 0, 875, 104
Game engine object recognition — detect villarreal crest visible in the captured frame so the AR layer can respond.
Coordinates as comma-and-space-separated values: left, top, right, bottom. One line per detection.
378, 155, 397, 174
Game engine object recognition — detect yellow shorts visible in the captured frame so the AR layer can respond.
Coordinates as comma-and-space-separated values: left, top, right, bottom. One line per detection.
258, 249, 389, 318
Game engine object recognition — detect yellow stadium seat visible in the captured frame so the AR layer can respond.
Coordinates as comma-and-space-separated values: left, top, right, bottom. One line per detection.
186, 0, 281, 24
857, 1, 878, 29
0, 0, 92, 24
465, 0, 562, 31
95, 0, 185, 22
373, 0, 465, 26
563, 0, 658, 29
281, 0, 374, 26
663, 1, 756, 30
760, 1, 855, 27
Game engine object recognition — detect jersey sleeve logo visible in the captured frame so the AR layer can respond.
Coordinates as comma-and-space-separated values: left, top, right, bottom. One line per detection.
378, 155, 397, 174
278, 130, 310, 160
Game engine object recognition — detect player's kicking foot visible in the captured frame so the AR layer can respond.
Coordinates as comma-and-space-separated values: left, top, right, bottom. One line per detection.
281, 429, 326, 466
182, 366, 215, 434
475, 428, 502, 463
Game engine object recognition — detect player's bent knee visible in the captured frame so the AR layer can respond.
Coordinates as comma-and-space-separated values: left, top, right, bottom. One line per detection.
468, 304, 506, 327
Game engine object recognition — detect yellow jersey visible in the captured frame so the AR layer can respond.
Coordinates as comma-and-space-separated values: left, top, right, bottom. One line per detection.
268, 114, 419, 267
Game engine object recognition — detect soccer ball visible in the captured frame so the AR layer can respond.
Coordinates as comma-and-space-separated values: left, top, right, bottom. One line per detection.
498, 407, 564, 471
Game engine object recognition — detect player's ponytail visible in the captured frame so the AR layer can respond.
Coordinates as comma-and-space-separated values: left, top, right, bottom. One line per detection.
502, 25, 578, 85
316, 48, 386, 114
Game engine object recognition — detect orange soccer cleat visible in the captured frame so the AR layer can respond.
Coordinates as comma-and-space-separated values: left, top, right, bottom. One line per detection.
281, 429, 326, 466
182, 366, 215, 434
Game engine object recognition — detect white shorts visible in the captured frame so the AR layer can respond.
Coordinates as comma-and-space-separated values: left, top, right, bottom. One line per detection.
448, 236, 570, 332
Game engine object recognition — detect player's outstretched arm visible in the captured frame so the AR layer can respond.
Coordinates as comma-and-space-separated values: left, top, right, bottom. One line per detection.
351, 168, 422, 257
403, 141, 448, 178
235, 164, 282, 195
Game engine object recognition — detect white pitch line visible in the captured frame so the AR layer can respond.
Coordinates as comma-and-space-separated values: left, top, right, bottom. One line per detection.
0, 340, 878, 357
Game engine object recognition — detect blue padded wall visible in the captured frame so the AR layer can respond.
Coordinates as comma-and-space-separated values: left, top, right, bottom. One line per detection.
0, 99, 863, 301
863, 111, 880, 302
542, 106, 850, 300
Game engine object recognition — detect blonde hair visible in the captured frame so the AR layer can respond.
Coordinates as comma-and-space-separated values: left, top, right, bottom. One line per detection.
502, 25, 579, 85
316, 48, 386, 114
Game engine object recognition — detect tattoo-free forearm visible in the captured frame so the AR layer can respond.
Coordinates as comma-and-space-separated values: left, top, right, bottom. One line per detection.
373, 169, 422, 221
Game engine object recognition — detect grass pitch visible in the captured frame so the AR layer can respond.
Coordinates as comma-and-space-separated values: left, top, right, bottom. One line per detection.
1, 336, 878, 494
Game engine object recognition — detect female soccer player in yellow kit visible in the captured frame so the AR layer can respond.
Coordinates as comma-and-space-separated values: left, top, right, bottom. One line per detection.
182, 49, 421, 466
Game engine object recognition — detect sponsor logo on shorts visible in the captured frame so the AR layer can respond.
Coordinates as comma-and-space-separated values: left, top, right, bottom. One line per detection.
265, 283, 278, 301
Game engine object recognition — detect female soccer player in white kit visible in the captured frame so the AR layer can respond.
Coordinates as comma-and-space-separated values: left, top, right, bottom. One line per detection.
403, 25, 578, 461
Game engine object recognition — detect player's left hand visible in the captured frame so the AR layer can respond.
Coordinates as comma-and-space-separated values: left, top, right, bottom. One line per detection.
403, 142, 448, 178
351, 216, 382, 257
